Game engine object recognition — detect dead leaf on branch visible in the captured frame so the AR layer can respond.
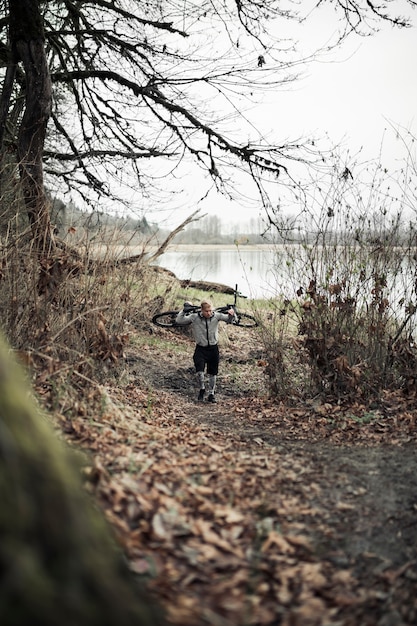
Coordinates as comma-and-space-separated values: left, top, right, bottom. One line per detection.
89, 313, 129, 361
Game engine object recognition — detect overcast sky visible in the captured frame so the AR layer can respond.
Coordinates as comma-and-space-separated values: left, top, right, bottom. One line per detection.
142, 4, 417, 229
200, 6, 417, 226
274, 12, 417, 159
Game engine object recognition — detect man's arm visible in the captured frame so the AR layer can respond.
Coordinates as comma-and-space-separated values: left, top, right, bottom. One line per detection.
175, 302, 196, 325
216, 309, 236, 323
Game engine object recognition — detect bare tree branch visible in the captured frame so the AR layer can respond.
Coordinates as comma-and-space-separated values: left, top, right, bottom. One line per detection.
0, 0, 415, 226
146, 210, 206, 264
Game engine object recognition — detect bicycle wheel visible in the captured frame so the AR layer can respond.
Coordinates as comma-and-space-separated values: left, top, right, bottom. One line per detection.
234, 312, 258, 328
152, 311, 179, 327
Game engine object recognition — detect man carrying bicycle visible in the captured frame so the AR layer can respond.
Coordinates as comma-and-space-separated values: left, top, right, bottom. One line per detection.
175, 299, 235, 403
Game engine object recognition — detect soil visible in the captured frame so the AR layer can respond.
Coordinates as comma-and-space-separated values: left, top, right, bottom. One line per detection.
114, 318, 417, 625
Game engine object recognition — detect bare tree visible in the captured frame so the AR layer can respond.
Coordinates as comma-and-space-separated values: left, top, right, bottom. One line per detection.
0, 0, 415, 254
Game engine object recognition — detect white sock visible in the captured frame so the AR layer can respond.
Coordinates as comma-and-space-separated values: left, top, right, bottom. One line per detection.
196, 371, 205, 389
208, 374, 216, 394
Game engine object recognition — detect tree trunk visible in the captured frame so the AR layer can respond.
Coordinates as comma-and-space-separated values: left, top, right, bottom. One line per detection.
0, 333, 166, 625
9, 0, 53, 254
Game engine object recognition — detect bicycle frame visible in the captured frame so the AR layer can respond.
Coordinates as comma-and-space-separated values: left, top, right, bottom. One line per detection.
186, 283, 246, 313
152, 284, 257, 329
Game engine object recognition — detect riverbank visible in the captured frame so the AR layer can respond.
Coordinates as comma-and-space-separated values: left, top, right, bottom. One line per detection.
89, 242, 279, 298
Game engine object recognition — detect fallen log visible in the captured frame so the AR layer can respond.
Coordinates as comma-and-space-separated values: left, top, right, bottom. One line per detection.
179, 278, 235, 295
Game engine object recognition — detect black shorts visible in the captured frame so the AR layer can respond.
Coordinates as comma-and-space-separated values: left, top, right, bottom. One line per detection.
193, 344, 219, 375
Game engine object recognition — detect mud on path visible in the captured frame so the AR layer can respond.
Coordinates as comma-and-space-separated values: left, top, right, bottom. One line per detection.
121, 323, 417, 625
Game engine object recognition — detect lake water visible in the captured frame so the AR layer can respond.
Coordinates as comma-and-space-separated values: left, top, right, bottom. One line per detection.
153, 246, 289, 299
152, 244, 417, 306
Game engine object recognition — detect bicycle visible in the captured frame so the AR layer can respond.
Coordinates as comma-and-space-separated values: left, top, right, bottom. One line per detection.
152, 284, 258, 328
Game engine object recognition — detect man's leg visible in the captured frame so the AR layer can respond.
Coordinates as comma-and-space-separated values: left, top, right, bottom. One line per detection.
208, 374, 216, 396
193, 346, 206, 401
207, 346, 219, 403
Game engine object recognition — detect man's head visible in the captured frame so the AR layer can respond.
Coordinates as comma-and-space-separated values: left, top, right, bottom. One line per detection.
200, 300, 213, 318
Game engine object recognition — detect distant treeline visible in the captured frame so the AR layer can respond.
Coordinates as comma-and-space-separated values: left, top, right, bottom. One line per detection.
50, 197, 413, 248
50, 198, 268, 244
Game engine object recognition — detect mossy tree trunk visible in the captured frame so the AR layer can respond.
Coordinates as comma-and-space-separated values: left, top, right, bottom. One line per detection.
0, 333, 166, 625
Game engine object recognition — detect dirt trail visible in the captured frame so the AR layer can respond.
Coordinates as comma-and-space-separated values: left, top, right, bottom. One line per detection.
122, 325, 417, 625
176, 393, 417, 576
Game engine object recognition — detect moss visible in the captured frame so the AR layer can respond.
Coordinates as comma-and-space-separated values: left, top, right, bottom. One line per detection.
0, 335, 165, 625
